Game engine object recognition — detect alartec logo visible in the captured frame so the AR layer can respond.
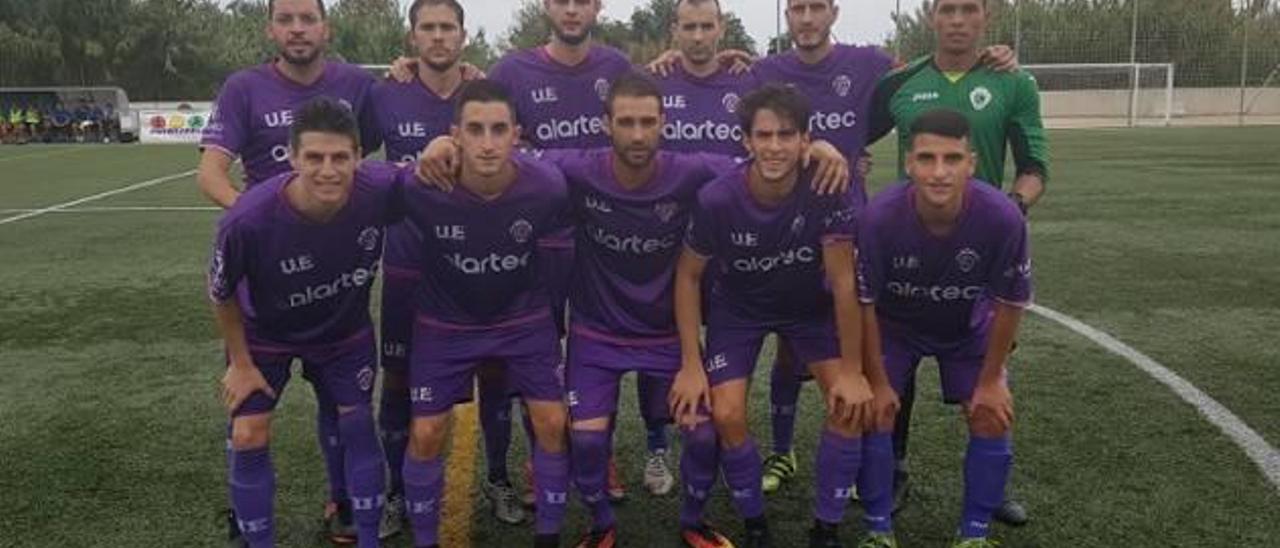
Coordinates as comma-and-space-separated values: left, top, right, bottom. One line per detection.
287, 264, 379, 308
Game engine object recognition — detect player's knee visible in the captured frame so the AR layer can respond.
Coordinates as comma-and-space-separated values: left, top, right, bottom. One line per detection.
711, 403, 748, 448
824, 411, 861, 438
408, 416, 448, 458
230, 415, 272, 450
529, 403, 568, 452
967, 408, 1013, 438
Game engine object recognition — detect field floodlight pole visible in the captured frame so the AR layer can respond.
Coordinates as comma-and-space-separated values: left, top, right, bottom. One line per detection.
1238, 6, 1251, 127
1128, 0, 1140, 127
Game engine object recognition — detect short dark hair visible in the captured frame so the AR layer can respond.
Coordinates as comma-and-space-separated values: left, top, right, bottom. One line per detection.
931, 0, 987, 12
409, 0, 465, 28
908, 108, 971, 148
269, 0, 327, 19
606, 72, 663, 117
454, 80, 516, 123
675, 0, 722, 16
738, 84, 812, 134
289, 96, 359, 151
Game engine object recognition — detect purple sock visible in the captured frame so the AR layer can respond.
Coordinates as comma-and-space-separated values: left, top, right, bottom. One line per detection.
769, 365, 801, 455
570, 430, 615, 530
679, 422, 719, 528
532, 445, 570, 536
720, 438, 765, 520
477, 380, 513, 482
340, 407, 386, 548
959, 435, 1012, 539
858, 432, 895, 533
813, 429, 862, 525
379, 386, 410, 496
315, 390, 348, 502
229, 447, 275, 548
403, 454, 443, 547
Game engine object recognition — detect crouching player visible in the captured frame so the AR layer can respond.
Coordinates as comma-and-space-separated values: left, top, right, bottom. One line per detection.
671, 84, 883, 548
210, 98, 421, 548
854, 108, 1032, 548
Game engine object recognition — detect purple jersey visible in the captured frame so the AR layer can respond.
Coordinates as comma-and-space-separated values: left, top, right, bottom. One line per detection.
686, 163, 856, 325
207, 162, 412, 347
201, 61, 379, 187
401, 155, 571, 326
488, 45, 633, 150
543, 149, 736, 340
657, 64, 758, 157
369, 79, 456, 164
754, 45, 895, 207
856, 180, 1033, 347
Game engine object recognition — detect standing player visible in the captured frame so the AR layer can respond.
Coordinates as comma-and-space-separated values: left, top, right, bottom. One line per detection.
867, 0, 1048, 522
198, 0, 380, 542
485, 0, 635, 505
671, 84, 884, 548
365, 0, 518, 536
854, 108, 1032, 548
210, 98, 417, 548
398, 80, 573, 548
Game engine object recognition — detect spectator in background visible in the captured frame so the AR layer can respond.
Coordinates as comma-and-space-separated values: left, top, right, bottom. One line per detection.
8, 102, 27, 143
24, 103, 42, 142
102, 102, 118, 142
50, 101, 72, 143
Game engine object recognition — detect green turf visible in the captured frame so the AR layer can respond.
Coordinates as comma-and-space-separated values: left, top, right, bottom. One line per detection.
1, 128, 1278, 547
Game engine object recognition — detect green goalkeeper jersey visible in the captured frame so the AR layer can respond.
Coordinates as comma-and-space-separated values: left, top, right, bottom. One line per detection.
870, 55, 1050, 187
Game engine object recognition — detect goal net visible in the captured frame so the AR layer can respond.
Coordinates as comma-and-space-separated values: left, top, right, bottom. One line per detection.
1022, 63, 1175, 127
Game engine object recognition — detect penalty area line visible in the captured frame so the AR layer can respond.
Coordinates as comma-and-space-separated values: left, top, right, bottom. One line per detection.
0, 169, 197, 226
1029, 303, 1280, 494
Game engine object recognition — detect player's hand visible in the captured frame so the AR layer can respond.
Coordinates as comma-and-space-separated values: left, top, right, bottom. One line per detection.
870, 380, 900, 430
716, 49, 757, 75
646, 49, 683, 77
980, 45, 1019, 73
856, 150, 873, 182
968, 379, 1014, 433
459, 62, 486, 81
416, 136, 461, 191
221, 362, 275, 414
802, 140, 850, 195
669, 361, 712, 429
388, 56, 418, 83
826, 369, 875, 431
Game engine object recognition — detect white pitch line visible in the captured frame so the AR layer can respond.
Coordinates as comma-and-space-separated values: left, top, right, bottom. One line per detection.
0, 206, 219, 214
0, 169, 197, 226
1030, 303, 1280, 494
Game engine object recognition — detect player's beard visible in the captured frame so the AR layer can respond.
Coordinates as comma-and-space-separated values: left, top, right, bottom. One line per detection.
553, 24, 592, 46
280, 46, 323, 66
615, 145, 657, 171
794, 28, 832, 52
425, 57, 460, 73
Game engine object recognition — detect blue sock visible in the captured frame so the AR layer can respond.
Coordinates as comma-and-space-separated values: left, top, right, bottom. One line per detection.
379, 385, 410, 496
478, 375, 513, 483
315, 390, 348, 503
229, 447, 275, 548
340, 406, 386, 548
570, 429, 615, 530
532, 446, 570, 536
637, 375, 670, 452
403, 454, 443, 547
769, 365, 801, 455
813, 429, 862, 525
858, 432, 895, 533
959, 435, 1012, 539
720, 439, 765, 520
679, 422, 719, 528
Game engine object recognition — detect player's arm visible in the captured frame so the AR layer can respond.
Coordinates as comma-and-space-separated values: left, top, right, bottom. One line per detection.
802, 139, 851, 195
866, 57, 925, 145
198, 149, 241, 209
671, 247, 712, 427
208, 224, 274, 413
1008, 75, 1050, 211
860, 303, 900, 429
969, 301, 1022, 433
822, 239, 876, 429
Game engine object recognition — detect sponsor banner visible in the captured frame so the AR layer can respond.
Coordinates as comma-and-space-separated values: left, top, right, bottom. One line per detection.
139, 110, 209, 144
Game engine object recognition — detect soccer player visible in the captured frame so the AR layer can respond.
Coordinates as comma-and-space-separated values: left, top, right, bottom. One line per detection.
398, 80, 573, 548
672, 84, 882, 548
210, 97, 418, 548
364, 0, 499, 535
854, 108, 1032, 548
199, 0, 381, 542
867, 0, 1048, 523
485, 0, 636, 505
198, 0, 379, 208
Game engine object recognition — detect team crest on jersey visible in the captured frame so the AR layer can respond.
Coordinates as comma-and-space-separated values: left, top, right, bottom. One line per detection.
510, 219, 534, 244
338, 98, 354, 111
594, 78, 611, 102
356, 366, 375, 392
970, 86, 993, 111
791, 214, 807, 235
956, 248, 981, 273
722, 92, 741, 114
654, 202, 679, 223
358, 227, 381, 251
832, 75, 853, 97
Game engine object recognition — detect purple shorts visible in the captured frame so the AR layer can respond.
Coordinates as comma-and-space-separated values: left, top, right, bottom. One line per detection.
409, 314, 564, 417
704, 316, 841, 387
880, 327, 1003, 404
566, 326, 678, 422
380, 223, 422, 373
233, 331, 377, 417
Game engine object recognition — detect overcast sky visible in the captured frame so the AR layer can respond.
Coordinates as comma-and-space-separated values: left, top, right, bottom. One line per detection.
235, 0, 907, 48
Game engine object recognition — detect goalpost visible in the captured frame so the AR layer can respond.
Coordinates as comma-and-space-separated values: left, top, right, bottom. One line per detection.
1021, 63, 1175, 127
